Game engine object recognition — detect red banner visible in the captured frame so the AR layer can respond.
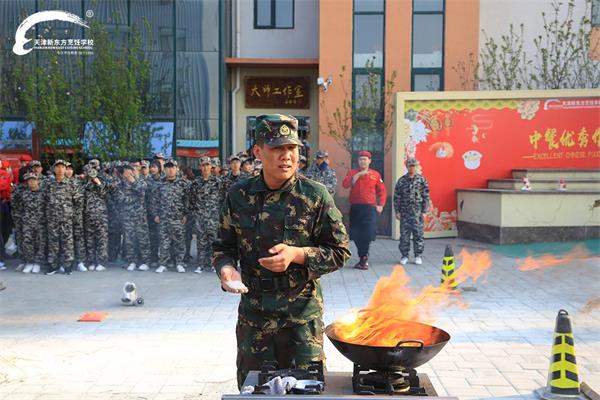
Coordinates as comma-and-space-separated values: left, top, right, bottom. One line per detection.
404, 97, 600, 233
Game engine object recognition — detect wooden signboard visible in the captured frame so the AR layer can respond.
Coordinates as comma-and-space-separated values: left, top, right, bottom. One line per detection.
245, 76, 310, 109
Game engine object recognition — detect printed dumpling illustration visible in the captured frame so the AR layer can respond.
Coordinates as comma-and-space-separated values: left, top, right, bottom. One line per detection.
463, 150, 482, 170
429, 142, 454, 159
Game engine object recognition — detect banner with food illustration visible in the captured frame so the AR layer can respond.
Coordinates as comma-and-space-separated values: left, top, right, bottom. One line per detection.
403, 97, 600, 234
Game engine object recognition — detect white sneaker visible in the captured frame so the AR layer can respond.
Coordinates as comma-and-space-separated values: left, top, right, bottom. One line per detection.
23, 264, 34, 274
16, 263, 25, 272
400, 257, 409, 265
194, 267, 203, 274
95, 265, 106, 271
414, 256, 423, 265
32, 264, 41, 274
138, 264, 149, 271
88, 264, 96, 271
126, 263, 136, 271
77, 262, 87, 272
176, 265, 186, 273
155, 265, 167, 273
59, 266, 65, 273
0, 261, 6, 270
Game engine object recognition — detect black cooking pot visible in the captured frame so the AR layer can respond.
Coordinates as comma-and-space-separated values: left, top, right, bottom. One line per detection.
325, 320, 450, 371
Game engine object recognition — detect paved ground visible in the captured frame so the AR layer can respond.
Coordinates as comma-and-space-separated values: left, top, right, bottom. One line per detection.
1, 238, 599, 400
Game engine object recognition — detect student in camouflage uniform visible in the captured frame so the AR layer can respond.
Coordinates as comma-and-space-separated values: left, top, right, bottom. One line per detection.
306, 149, 337, 196
45, 160, 79, 275
223, 154, 244, 194
118, 164, 151, 271
240, 158, 254, 178
212, 114, 351, 388
17, 173, 46, 274
154, 159, 189, 273
146, 160, 162, 266
82, 166, 110, 271
191, 156, 225, 274
393, 157, 430, 265
298, 155, 308, 176
107, 166, 124, 262
66, 162, 87, 271
211, 158, 221, 177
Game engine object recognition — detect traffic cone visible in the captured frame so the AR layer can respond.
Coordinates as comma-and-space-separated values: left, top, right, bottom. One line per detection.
440, 245, 457, 289
535, 309, 584, 400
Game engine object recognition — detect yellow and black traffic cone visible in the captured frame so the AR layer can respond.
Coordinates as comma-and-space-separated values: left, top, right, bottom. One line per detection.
536, 309, 584, 400
440, 244, 457, 289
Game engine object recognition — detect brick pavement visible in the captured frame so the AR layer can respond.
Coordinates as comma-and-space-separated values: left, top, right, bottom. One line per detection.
0, 238, 599, 400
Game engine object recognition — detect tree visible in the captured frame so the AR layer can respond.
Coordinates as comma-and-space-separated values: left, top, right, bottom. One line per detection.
83, 20, 153, 161
456, 0, 600, 90
319, 60, 397, 169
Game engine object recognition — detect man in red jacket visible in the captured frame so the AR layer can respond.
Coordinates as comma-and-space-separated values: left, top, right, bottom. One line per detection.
342, 150, 386, 270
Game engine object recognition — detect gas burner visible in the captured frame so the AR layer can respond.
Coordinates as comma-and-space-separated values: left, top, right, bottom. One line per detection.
352, 364, 427, 396
258, 361, 325, 386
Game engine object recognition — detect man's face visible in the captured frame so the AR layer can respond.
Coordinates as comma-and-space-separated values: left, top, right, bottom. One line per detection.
408, 165, 417, 175
132, 162, 141, 176
200, 163, 212, 177
158, 159, 165, 168
212, 166, 221, 176
141, 167, 149, 176
254, 143, 299, 187
33, 166, 42, 175
242, 162, 253, 173
316, 156, 327, 166
65, 168, 73, 178
165, 165, 177, 180
358, 156, 371, 170
26, 178, 39, 191
149, 164, 159, 175
54, 164, 66, 178
230, 159, 241, 173
122, 169, 134, 181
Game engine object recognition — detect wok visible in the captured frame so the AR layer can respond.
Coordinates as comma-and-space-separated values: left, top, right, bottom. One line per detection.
325, 320, 450, 371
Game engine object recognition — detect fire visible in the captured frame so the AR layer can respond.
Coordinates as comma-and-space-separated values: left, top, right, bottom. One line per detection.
517, 245, 592, 271
331, 250, 492, 347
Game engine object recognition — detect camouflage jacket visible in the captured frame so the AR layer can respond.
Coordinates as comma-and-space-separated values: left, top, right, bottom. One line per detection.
82, 179, 109, 217
393, 174, 430, 215
44, 178, 80, 221
116, 177, 147, 219
10, 183, 26, 225
20, 187, 46, 228
144, 174, 163, 218
212, 173, 351, 328
154, 177, 189, 221
222, 172, 246, 195
190, 175, 225, 221
306, 163, 337, 196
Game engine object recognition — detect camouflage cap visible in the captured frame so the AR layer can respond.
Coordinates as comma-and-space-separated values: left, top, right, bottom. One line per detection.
299, 155, 307, 162
211, 157, 221, 167
65, 162, 73, 168
254, 114, 303, 147
200, 156, 211, 165
405, 157, 419, 167
87, 168, 98, 178
53, 159, 67, 167
228, 154, 241, 163
315, 149, 329, 158
153, 152, 165, 160
141, 160, 150, 168
23, 172, 38, 181
164, 159, 178, 167
89, 159, 100, 167
30, 160, 42, 167
102, 161, 110, 170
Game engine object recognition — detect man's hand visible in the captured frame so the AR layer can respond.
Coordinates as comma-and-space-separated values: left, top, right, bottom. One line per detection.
396, 212, 401, 220
376, 205, 383, 214
181, 216, 187, 225
154, 216, 160, 224
352, 170, 368, 185
220, 265, 248, 294
258, 244, 305, 273
126, 174, 135, 184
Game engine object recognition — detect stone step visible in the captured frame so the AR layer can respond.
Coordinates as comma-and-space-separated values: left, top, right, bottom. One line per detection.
512, 168, 600, 180
488, 178, 600, 190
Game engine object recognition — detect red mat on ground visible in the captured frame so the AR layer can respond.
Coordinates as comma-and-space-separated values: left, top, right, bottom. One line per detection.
78, 312, 108, 322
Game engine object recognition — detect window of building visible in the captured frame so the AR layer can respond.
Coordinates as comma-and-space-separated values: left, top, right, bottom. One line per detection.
412, 0, 445, 91
593, 0, 600, 27
352, 0, 385, 176
255, 0, 294, 29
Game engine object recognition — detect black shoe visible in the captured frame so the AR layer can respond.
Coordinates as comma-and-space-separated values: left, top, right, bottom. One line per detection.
45, 269, 57, 276
64, 266, 73, 275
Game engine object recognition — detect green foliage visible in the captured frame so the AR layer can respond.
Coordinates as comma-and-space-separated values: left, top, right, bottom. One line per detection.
457, 0, 600, 90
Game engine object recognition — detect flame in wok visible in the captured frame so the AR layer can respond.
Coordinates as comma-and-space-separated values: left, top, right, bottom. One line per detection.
331, 249, 492, 347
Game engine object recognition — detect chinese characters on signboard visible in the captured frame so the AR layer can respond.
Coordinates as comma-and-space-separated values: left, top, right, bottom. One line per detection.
245, 77, 310, 109
527, 127, 600, 160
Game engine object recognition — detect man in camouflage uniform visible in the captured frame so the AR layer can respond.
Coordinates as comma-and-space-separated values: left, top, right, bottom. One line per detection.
306, 149, 337, 196
212, 114, 350, 388
82, 166, 110, 271
146, 160, 163, 266
190, 157, 224, 274
298, 155, 308, 176
223, 154, 244, 194
66, 162, 88, 271
240, 158, 254, 178
107, 165, 124, 262
154, 159, 189, 273
17, 173, 46, 274
45, 160, 80, 275
393, 157, 430, 265
118, 164, 151, 271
